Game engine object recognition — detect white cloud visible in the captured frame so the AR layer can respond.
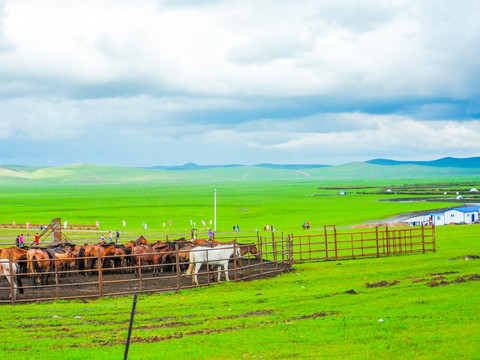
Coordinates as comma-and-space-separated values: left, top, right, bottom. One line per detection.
0, 0, 478, 98
220, 113, 480, 160
0, 1, 479, 165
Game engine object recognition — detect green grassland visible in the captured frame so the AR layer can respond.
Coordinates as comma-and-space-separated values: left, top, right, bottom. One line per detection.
0, 181, 471, 241
0, 176, 479, 359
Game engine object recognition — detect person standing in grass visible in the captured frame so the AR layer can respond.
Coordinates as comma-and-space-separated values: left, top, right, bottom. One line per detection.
34, 233, 39, 244
101, 234, 105, 243
109, 231, 113, 242
115, 230, 120, 244
15, 235, 19, 247
19, 234, 24, 245
208, 228, 214, 240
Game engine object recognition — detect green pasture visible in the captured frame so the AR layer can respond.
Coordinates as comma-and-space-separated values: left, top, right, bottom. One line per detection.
0, 179, 468, 239
0, 179, 479, 359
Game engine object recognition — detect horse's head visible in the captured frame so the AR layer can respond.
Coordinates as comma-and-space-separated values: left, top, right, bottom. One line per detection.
243, 244, 260, 259
136, 235, 148, 245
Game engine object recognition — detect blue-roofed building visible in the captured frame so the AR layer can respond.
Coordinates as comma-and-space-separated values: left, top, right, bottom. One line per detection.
403, 206, 479, 226
444, 206, 480, 224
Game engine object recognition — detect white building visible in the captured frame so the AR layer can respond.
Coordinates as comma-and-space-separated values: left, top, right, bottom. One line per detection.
403, 206, 479, 226
430, 213, 446, 226
443, 206, 480, 224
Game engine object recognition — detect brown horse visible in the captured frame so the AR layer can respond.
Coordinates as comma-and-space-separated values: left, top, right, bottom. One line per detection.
154, 244, 175, 272
132, 245, 164, 276
110, 245, 134, 272
91, 244, 117, 269
134, 235, 149, 246
50, 248, 76, 276
193, 238, 216, 247
27, 248, 52, 285
0, 247, 28, 261
151, 240, 165, 248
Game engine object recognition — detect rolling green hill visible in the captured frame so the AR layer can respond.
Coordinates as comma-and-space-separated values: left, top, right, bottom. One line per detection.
0, 160, 480, 185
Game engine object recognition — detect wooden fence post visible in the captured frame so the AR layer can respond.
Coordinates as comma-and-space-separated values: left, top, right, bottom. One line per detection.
298, 234, 302, 261
206, 245, 210, 285
432, 225, 436, 253
273, 239, 277, 272
9, 254, 15, 306
233, 241, 238, 281
334, 226, 338, 261
54, 259, 59, 300
175, 243, 180, 292
290, 234, 294, 268
138, 253, 143, 292
259, 236, 263, 275
421, 224, 425, 254
324, 226, 328, 260
386, 226, 390, 256
97, 249, 103, 297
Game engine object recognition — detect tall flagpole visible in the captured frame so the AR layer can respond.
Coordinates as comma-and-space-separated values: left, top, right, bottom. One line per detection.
214, 188, 217, 232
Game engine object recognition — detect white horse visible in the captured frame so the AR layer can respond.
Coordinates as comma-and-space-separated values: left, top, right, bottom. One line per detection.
0, 259, 23, 300
186, 245, 241, 285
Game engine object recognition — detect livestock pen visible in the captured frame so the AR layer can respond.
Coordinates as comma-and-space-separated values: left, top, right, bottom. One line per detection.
0, 225, 436, 304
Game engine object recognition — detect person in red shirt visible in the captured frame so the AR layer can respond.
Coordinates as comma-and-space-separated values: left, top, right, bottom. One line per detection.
34, 233, 39, 244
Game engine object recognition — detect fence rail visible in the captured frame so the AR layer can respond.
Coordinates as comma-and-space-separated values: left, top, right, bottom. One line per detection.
0, 237, 292, 305
290, 225, 436, 262
0, 225, 436, 304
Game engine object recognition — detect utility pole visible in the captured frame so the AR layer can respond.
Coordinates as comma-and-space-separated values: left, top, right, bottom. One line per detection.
214, 188, 217, 232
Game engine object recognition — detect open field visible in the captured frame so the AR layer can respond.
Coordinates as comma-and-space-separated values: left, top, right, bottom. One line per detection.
0, 179, 479, 359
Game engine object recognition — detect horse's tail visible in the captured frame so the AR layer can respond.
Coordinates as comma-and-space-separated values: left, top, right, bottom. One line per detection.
16, 269, 24, 294
32, 255, 41, 273
78, 247, 85, 272
17, 260, 27, 279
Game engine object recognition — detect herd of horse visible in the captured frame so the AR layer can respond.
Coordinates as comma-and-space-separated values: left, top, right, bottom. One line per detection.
0, 236, 259, 300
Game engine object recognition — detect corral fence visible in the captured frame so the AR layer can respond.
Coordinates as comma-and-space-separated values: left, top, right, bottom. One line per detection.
0, 236, 292, 305
0, 225, 436, 305
288, 224, 436, 262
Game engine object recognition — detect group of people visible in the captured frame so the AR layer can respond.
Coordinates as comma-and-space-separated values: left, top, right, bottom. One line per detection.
190, 228, 215, 240
14, 233, 40, 247
233, 225, 239, 232
263, 225, 275, 231
302, 221, 310, 230
100, 230, 120, 243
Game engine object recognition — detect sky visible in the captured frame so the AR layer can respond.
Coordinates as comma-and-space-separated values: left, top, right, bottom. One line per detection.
0, 0, 479, 167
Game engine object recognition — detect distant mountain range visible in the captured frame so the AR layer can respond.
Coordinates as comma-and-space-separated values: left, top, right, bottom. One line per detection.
0, 157, 479, 184
146, 163, 331, 171
365, 157, 480, 168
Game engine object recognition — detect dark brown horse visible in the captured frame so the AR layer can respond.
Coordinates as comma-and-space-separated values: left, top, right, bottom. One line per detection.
110, 245, 134, 272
